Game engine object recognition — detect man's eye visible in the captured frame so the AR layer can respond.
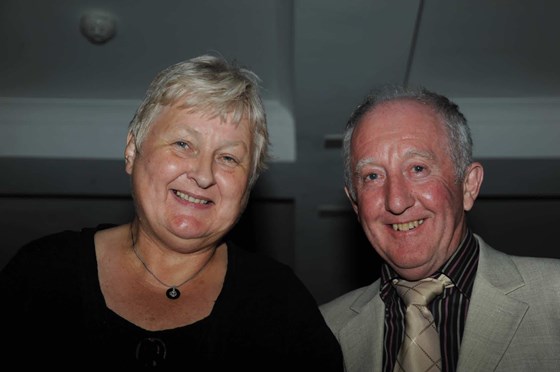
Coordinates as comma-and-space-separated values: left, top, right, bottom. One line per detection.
413, 165, 425, 173
176, 141, 189, 148
365, 173, 378, 181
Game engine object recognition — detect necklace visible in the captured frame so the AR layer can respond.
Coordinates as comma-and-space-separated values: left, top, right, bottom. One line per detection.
130, 225, 217, 300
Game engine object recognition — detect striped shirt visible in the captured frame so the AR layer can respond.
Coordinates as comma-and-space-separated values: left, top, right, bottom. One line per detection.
380, 229, 479, 372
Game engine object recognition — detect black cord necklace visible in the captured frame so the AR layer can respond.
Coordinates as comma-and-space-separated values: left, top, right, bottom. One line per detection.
130, 224, 217, 300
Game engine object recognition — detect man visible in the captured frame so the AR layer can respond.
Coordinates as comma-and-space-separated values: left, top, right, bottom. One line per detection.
320, 85, 560, 371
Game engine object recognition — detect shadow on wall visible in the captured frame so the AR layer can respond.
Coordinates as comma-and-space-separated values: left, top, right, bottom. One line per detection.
1, 195, 559, 301
467, 197, 560, 259
0, 196, 294, 272
0, 196, 136, 269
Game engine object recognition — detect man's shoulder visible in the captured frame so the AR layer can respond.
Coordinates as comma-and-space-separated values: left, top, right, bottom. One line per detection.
320, 281, 381, 329
476, 234, 560, 276
509, 254, 560, 282
475, 234, 560, 296
320, 286, 371, 310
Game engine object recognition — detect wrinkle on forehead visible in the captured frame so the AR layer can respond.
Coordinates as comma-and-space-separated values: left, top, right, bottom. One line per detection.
353, 145, 437, 175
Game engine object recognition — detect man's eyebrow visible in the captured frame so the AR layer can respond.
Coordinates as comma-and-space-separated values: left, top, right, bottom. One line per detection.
355, 157, 376, 173
405, 149, 435, 160
353, 149, 436, 173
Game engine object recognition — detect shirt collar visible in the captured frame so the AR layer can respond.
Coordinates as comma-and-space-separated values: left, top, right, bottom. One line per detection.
380, 228, 479, 300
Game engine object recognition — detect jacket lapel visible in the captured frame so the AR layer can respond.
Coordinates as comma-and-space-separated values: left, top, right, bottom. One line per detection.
338, 282, 386, 372
457, 236, 529, 371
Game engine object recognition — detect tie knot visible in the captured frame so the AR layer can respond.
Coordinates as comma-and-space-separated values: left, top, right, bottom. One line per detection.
392, 274, 453, 307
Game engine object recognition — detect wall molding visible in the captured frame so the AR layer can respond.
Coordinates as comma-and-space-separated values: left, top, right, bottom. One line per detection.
0, 97, 296, 162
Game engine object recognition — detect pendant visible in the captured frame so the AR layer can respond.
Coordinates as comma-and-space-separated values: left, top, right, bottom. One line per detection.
166, 287, 181, 300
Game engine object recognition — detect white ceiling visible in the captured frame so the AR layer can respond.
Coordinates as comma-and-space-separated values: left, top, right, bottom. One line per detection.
1, 0, 559, 160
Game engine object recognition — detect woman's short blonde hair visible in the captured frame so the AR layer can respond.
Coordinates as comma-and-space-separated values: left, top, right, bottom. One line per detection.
128, 54, 270, 188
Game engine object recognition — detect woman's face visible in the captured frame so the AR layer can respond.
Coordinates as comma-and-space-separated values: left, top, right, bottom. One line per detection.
126, 104, 253, 250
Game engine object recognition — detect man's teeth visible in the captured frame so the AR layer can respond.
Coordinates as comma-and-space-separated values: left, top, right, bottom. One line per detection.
392, 219, 424, 231
174, 190, 209, 204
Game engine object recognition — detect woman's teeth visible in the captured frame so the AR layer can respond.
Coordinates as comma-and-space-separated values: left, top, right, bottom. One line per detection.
174, 190, 208, 204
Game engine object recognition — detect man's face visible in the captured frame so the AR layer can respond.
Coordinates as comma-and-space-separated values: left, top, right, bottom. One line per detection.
347, 100, 478, 280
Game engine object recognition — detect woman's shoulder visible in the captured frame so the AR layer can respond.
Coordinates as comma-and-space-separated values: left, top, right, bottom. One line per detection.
9, 224, 114, 268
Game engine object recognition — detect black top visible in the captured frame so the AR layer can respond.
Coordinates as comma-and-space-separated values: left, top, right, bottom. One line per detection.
0, 224, 343, 370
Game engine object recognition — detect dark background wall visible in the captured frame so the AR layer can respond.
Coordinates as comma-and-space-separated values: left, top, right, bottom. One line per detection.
1, 0, 560, 305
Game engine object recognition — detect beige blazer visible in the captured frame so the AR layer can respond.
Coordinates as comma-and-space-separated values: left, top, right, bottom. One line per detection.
320, 234, 560, 371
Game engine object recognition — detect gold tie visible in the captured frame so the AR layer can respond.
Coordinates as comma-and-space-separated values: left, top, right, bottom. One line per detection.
392, 274, 453, 372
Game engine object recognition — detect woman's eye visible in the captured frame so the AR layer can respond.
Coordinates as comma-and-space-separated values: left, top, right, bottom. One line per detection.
222, 155, 239, 164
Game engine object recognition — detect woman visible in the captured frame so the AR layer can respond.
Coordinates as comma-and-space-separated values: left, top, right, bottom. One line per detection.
0, 55, 343, 369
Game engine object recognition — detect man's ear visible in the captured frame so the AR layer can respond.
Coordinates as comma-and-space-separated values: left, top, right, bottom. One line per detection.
462, 162, 484, 212
124, 132, 137, 175
344, 186, 360, 218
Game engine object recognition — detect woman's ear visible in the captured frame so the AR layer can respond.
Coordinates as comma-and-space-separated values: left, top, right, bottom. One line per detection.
462, 162, 484, 212
124, 132, 137, 175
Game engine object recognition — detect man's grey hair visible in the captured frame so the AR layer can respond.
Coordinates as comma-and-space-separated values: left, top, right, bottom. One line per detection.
343, 84, 473, 200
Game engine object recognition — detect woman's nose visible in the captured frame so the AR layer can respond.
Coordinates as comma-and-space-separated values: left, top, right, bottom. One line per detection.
188, 154, 215, 189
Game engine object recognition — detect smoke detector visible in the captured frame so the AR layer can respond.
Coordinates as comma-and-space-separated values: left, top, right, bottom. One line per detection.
80, 10, 117, 44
